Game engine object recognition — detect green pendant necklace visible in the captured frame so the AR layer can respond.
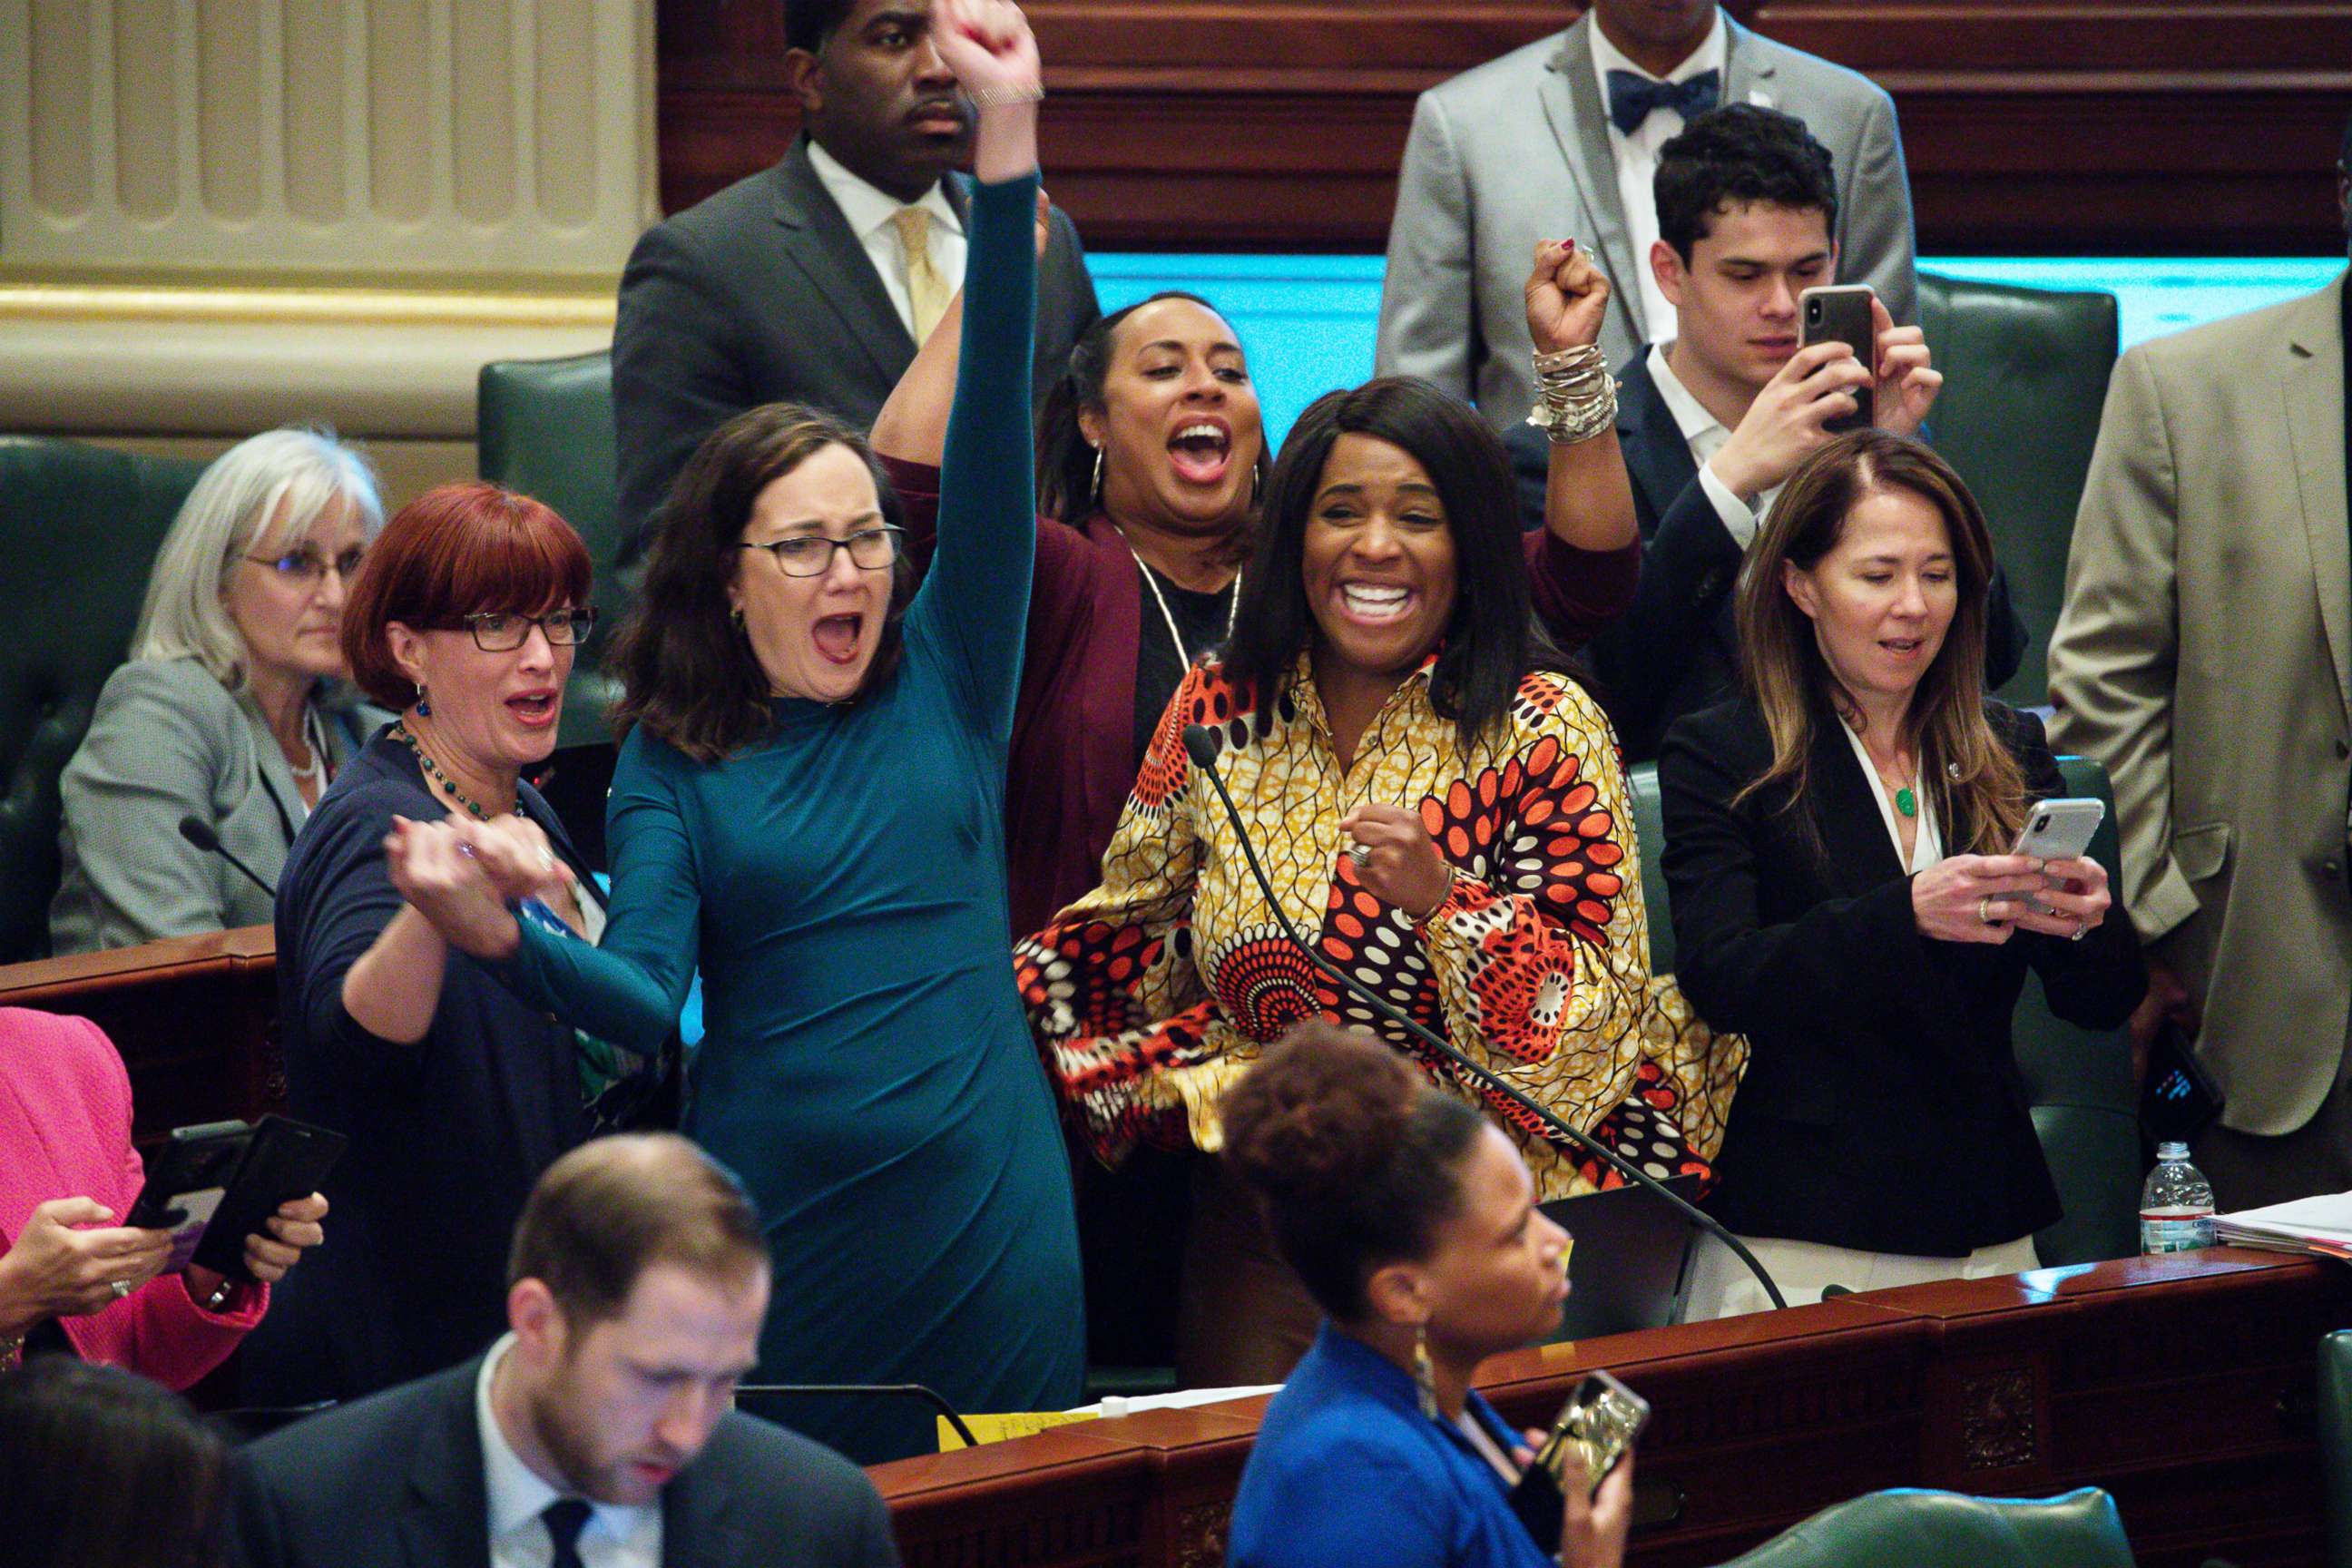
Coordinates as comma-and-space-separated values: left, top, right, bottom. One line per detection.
1894, 786, 1917, 818
390, 720, 500, 821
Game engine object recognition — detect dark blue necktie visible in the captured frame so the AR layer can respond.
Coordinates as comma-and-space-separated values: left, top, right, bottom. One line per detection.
1605, 68, 1721, 136
542, 1498, 593, 1568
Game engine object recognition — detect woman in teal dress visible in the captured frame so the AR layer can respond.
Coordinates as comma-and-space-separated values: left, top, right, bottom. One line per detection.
385, 0, 1082, 1464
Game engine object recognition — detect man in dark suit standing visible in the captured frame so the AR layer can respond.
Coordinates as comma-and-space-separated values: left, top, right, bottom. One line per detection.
231, 1134, 899, 1568
612, 0, 1100, 563
1507, 106, 2017, 760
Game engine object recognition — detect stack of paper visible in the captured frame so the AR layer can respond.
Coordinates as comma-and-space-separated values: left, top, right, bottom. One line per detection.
2214, 1191, 2352, 1260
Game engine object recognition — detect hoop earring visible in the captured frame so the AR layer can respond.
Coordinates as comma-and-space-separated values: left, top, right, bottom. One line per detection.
1412, 1323, 1439, 1421
1089, 445, 1105, 510
1250, 458, 1264, 508
414, 683, 431, 718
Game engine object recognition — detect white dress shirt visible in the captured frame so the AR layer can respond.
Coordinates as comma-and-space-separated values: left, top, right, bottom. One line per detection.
1646, 341, 1780, 548
806, 141, 967, 343
1589, 13, 1730, 342
477, 1335, 662, 1568
1836, 715, 1944, 875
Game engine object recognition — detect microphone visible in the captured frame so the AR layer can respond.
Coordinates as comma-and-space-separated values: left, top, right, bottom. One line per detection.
1180, 723, 1786, 1311
179, 815, 279, 899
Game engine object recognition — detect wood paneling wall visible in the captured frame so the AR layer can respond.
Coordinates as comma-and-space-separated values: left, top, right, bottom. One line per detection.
656, 1, 2352, 256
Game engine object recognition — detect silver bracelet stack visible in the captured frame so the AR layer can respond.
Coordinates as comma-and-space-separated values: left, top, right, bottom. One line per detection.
1526, 344, 1617, 446
968, 83, 1047, 108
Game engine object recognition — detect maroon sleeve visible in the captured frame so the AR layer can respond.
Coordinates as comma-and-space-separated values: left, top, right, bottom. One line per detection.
877, 453, 945, 576
1525, 527, 1642, 652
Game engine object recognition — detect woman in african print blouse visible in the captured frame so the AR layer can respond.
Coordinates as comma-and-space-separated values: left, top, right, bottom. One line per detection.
1019, 366, 1745, 1388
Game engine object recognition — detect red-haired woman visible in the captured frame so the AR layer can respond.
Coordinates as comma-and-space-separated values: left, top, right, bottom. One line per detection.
241, 482, 603, 1405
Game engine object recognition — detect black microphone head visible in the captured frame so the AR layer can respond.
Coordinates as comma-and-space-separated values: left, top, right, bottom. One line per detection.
1181, 724, 1220, 769
178, 814, 220, 852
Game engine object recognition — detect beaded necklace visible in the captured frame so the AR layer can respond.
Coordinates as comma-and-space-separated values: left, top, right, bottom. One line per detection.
389, 720, 505, 822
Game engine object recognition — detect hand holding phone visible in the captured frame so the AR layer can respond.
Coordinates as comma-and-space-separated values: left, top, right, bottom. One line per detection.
1507, 1370, 1651, 1553
1799, 285, 1877, 433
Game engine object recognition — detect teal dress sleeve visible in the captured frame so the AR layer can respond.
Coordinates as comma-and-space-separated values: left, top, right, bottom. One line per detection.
905, 171, 1041, 750
497, 735, 701, 1054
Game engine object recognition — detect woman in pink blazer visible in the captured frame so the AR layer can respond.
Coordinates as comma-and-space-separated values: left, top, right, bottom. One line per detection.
0, 1007, 326, 1387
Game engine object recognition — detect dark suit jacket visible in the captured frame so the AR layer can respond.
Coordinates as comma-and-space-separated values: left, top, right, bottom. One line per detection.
1506, 358, 2028, 760
613, 136, 1101, 564
1657, 695, 2144, 1255
230, 1356, 901, 1568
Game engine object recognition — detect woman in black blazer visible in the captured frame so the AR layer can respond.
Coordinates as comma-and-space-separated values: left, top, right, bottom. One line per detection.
1659, 430, 2143, 1317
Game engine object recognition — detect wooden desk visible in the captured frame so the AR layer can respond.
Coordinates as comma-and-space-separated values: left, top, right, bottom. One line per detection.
872, 1250, 2352, 1568
0, 926, 280, 1141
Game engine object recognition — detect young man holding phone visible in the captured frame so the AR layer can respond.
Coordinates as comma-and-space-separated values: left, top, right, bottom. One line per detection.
1509, 104, 2022, 760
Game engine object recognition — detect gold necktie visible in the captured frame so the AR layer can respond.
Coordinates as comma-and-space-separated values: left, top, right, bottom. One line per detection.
890, 206, 952, 345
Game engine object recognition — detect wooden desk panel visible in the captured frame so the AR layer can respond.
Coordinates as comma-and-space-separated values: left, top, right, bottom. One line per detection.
0, 926, 280, 1142
871, 1252, 2352, 1568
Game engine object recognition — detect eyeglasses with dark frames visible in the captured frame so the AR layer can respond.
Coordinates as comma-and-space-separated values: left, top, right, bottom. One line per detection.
738, 526, 905, 578
249, 547, 367, 585
448, 608, 598, 652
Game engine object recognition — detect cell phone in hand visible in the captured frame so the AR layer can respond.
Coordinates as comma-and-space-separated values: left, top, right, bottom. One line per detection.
1798, 284, 1876, 433
1507, 1369, 1651, 1553
2010, 798, 2104, 864
124, 1121, 255, 1273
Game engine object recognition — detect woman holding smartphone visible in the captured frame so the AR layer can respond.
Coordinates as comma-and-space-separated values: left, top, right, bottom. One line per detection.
1221, 1023, 1632, 1568
1659, 430, 2145, 1317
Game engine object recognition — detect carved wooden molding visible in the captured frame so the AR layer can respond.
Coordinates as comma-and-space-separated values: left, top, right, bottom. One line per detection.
1959, 1366, 2039, 1471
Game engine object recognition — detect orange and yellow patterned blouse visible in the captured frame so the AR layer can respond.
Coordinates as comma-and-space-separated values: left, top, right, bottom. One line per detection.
1017, 652, 1746, 1202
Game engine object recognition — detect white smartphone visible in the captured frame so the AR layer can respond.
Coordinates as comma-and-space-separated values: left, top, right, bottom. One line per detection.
2010, 797, 2104, 863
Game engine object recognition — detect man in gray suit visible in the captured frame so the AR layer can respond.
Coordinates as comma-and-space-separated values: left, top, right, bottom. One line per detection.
2048, 120, 2352, 1210
231, 1134, 899, 1568
612, 0, 1099, 564
1377, 0, 1916, 431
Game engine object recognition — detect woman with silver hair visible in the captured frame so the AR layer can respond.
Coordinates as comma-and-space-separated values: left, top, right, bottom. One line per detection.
49, 426, 387, 954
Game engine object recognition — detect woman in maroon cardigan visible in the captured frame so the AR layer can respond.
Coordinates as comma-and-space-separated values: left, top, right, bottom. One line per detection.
0, 1007, 326, 1387
872, 238, 1643, 941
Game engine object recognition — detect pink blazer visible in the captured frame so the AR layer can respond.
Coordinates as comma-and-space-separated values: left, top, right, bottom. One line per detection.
0, 1007, 266, 1389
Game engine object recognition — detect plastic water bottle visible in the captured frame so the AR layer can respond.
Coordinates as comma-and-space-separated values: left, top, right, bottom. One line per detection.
2140, 1142, 2216, 1255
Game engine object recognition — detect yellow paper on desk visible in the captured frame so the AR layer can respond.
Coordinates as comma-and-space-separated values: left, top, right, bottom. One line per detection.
936, 1409, 1101, 1451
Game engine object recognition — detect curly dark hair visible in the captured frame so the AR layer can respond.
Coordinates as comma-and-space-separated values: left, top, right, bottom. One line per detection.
1654, 103, 1838, 264
1220, 1023, 1487, 1320
781, 0, 859, 54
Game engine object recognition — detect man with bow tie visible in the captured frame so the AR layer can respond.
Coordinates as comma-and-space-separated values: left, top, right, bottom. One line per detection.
1377, 0, 1917, 433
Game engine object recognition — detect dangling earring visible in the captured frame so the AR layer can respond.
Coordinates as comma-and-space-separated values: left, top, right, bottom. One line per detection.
1412, 1323, 1439, 1421
1250, 458, 1264, 508
1088, 445, 1105, 510
414, 682, 431, 718
730, 604, 746, 632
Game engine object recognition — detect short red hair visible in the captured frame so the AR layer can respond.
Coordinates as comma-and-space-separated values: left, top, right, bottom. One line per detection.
343, 482, 593, 709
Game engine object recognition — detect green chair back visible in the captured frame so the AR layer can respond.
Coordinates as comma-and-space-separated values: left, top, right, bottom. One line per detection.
0, 436, 207, 962
2017, 754, 2139, 1264
1713, 1486, 2132, 1568
2321, 1329, 2352, 1568
1627, 760, 1673, 975
1625, 752, 2139, 1264
476, 351, 622, 747
1916, 271, 2120, 708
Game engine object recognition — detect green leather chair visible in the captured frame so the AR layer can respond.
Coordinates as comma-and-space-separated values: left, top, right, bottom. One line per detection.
2319, 1329, 2352, 1568
476, 350, 622, 747
0, 436, 207, 962
1712, 1486, 2132, 1568
1916, 272, 2121, 709
1624, 752, 2138, 1266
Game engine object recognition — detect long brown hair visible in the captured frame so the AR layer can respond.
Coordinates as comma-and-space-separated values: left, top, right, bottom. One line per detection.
1732, 429, 2027, 853
606, 404, 913, 763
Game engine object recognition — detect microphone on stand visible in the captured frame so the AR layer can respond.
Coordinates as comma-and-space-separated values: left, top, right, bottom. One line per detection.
179, 815, 280, 899
1180, 723, 1786, 1311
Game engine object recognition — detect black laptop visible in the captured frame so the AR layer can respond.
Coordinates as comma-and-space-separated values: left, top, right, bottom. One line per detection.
1541, 1174, 1703, 1339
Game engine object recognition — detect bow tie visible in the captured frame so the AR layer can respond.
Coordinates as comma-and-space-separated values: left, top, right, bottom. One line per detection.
1605, 68, 1721, 136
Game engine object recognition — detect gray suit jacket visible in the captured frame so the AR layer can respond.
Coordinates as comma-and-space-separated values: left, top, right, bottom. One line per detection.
2048, 272, 2352, 1136
1376, 11, 1916, 428
48, 657, 376, 954
612, 135, 1101, 564
230, 1356, 900, 1568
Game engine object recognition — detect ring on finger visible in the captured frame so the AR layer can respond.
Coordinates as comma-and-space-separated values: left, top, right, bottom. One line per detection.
109, 1278, 131, 1299
1348, 843, 1373, 872
1977, 895, 1997, 926
2070, 915, 2088, 942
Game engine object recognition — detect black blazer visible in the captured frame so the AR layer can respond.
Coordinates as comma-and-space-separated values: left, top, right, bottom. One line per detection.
243, 733, 593, 1406
229, 1356, 901, 1568
1657, 695, 2144, 1255
1506, 357, 2029, 760
613, 135, 1102, 564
